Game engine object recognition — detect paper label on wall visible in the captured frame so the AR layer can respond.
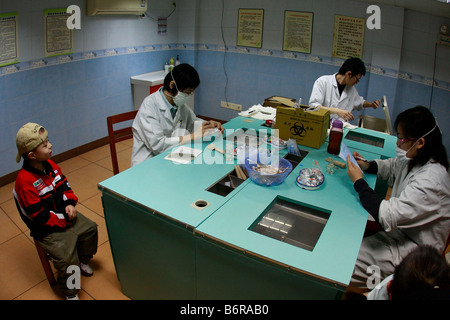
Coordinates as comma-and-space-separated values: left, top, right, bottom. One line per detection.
0, 12, 19, 67
283, 11, 313, 53
237, 9, 264, 48
332, 15, 365, 59
44, 8, 73, 57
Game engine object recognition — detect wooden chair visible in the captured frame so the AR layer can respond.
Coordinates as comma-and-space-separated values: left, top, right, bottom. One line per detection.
34, 239, 56, 285
106, 110, 138, 175
357, 115, 389, 133
357, 96, 393, 135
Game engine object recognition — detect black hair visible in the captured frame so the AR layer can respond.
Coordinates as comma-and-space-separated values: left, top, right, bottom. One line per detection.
338, 57, 366, 76
163, 63, 200, 96
394, 105, 449, 171
389, 245, 450, 300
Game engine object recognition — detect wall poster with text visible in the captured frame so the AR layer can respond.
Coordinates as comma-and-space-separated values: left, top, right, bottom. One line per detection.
44, 8, 73, 57
0, 12, 19, 67
237, 8, 264, 48
283, 11, 313, 54
332, 15, 365, 59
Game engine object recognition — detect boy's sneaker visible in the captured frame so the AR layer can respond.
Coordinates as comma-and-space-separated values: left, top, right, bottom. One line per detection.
65, 294, 79, 300
80, 262, 94, 276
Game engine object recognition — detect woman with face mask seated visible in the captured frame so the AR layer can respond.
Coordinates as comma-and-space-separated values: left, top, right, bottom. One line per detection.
131, 63, 224, 166
345, 105, 450, 290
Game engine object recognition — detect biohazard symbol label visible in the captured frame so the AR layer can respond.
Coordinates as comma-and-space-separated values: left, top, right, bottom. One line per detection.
290, 122, 307, 137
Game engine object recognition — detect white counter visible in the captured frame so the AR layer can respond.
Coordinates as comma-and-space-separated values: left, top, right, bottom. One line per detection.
130, 70, 166, 86
130, 70, 166, 109
130, 70, 195, 111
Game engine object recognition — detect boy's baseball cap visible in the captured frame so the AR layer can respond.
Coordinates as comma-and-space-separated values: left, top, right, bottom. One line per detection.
15, 123, 48, 162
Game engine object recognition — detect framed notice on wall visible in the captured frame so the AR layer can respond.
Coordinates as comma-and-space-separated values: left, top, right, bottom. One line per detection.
283, 11, 313, 54
237, 8, 264, 48
332, 15, 365, 59
0, 12, 19, 67
44, 8, 73, 57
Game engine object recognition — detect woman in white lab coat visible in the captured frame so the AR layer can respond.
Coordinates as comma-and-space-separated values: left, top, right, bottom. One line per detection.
346, 106, 450, 289
131, 64, 224, 166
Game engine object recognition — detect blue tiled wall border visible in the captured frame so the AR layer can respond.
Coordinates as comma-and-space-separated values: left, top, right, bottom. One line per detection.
1, 42, 449, 92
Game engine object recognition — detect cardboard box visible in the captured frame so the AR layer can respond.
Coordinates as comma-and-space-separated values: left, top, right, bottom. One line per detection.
263, 96, 296, 108
274, 106, 330, 149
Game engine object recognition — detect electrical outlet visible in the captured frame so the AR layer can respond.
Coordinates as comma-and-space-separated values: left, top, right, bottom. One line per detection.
221, 101, 242, 111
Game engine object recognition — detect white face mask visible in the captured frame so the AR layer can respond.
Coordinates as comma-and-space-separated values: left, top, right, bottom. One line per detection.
396, 124, 437, 163
173, 91, 189, 107
395, 146, 413, 163
170, 70, 192, 107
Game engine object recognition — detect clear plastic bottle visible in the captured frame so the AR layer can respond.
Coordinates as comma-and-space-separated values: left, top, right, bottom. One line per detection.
164, 62, 169, 75
327, 119, 343, 155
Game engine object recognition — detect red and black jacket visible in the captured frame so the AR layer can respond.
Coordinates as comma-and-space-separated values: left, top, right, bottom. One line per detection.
13, 159, 78, 240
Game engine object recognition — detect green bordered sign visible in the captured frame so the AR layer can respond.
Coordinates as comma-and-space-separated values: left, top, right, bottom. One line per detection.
0, 12, 19, 67
44, 8, 73, 57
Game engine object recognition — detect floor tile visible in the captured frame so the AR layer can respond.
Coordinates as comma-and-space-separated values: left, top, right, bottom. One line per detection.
0, 182, 14, 204
79, 144, 112, 163
64, 163, 113, 202
96, 148, 131, 173
80, 194, 104, 217
0, 234, 47, 300
0, 208, 22, 244
0, 198, 29, 233
58, 156, 92, 175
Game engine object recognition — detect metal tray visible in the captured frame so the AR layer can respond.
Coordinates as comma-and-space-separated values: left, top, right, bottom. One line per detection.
344, 131, 385, 148
250, 197, 330, 251
206, 169, 246, 197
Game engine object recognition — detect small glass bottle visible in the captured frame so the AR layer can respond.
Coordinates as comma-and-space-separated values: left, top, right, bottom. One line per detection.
327, 119, 343, 155
326, 163, 335, 174
164, 62, 169, 75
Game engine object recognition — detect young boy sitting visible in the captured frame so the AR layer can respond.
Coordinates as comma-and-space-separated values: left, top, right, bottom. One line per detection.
13, 123, 98, 300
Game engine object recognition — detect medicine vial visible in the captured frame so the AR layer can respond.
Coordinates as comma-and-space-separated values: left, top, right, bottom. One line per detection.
327, 119, 343, 155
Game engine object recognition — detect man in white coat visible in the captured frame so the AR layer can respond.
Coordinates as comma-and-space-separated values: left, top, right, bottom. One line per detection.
309, 57, 380, 122
131, 64, 224, 166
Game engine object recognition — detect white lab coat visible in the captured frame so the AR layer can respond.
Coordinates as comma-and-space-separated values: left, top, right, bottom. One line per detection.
366, 274, 393, 300
309, 73, 365, 121
351, 158, 450, 287
131, 88, 201, 166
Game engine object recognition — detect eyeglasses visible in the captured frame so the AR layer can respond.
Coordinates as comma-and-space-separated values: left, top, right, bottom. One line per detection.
397, 137, 416, 145
182, 89, 195, 96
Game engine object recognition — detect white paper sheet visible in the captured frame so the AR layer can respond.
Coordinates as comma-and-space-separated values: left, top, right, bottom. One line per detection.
164, 146, 202, 164
338, 142, 361, 171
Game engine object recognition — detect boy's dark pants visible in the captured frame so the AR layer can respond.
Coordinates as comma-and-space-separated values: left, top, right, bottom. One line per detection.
38, 213, 98, 296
